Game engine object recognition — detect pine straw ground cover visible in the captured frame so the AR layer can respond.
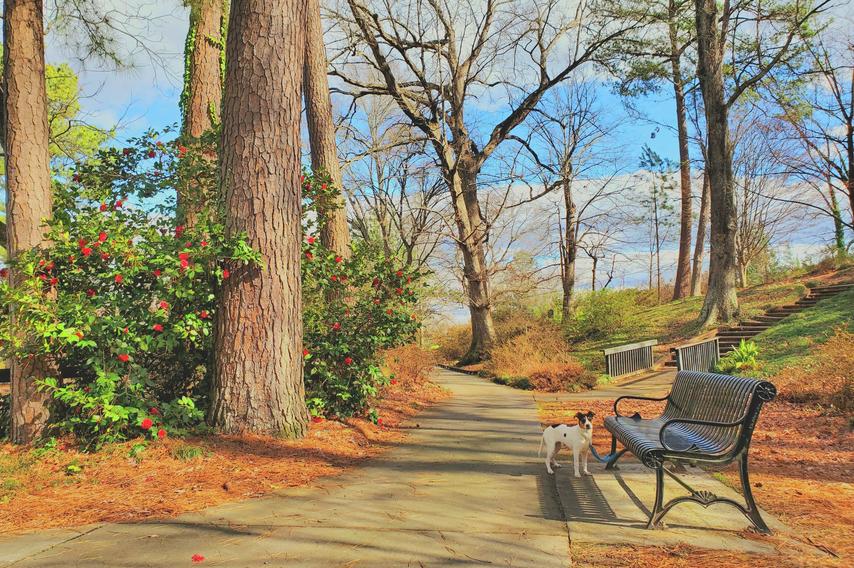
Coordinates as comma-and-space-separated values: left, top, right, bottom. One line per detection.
0, 376, 448, 534
537, 342, 854, 567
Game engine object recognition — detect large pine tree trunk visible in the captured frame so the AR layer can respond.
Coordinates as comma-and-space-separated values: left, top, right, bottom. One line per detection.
669, 1, 692, 300
304, 0, 350, 257
451, 161, 496, 364
180, 0, 224, 227
210, 0, 309, 437
560, 180, 577, 319
695, 0, 739, 325
690, 171, 710, 296
4, 0, 56, 444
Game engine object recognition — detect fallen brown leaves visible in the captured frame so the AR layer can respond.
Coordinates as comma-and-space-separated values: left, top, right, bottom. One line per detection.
538, 395, 854, 567
0, 377, 448, 534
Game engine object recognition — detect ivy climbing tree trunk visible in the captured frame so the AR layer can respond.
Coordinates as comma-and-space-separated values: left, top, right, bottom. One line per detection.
210, 0, 309, 437
304, 0, 350, 257
4, 0, 56, 444
180, 0, 225, 227
560, 179, 578, 319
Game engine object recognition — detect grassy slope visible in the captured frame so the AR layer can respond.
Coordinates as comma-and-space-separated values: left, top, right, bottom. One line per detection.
572, 280, 808, 372
749, 286, 854, 378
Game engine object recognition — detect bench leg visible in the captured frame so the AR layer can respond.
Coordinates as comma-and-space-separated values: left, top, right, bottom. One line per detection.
604, 435, 625, 470
739, 453, 771, 534
646, 466, 665, 529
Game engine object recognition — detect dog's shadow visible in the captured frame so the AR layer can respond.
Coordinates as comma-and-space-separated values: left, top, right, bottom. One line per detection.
558, 474, 618, 522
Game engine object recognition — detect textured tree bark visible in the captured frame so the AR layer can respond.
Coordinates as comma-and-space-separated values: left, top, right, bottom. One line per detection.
4, 0, 56, 444
690, 171, 710, 296
210, 0, 309, 437
560, 180, 578, 320
669, 1, 692, 300
304, 0, 350, 257
180, 0, 224, 228
451, 160, 496, 365
183, 0, 224, 138
695, 0, 739, 325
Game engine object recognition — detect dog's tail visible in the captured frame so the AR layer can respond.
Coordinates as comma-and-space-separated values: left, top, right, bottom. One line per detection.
537, 434, 543, 457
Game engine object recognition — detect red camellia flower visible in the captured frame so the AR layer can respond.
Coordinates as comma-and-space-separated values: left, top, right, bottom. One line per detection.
0, 268, 8, 278
191, 554, 205, 564
305, 251, 313, 260
331, 322, 341, 331
82, 247, 93, 257
78, 238, 87, 248
115, 199, 123, 209
86, 288, 96, 297
334, 256, 343, 263
147, 150, 156, 158
101, 252, 110, 260
200, 240, 208, 247
153, 269, 162, 277
117, 353, 130, 363
373, 298, 380, 305
321, 183, 328, 190
184, 241, 192, 248
386, 309, 393, 315
49, 277, 58, 286
115, 274, 124, 284
344, 357, 353, 366
307, 236, 315, 244
180, 259, 189, 270
159, 300, 169, 310
149, 407, 160, 416
311, 416, 323, 423
175, 225, 185, 238
99, 203, 108, 212
396, 270, 403, 277
221, 269, 230, 279
395, 287, 403, 295
200, 310, 209, 319
178, 252, 190, 261
38, 273, 47, 281
153, 324, 164, 332
98, 231, 108, 242
157, 428, 166, 440
372, 278, 380, 288
75, 331, 84, 340
303, 348, 310, 357
178, 144, 188, 157
140, 418, 153, 430
330, 275, 338, 282
377, 418, 384, 427
122, 147, 131, 155
391, 379, 398, 385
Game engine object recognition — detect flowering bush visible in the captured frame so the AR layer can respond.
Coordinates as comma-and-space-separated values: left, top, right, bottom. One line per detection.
301, 171, 423, 418
0, 131, 259, 449
0, 393, 9, 439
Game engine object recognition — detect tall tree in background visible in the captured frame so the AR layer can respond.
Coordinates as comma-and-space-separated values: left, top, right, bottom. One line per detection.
606, 0, 696, 300
693, 0, 827, 326
304, 0, 350, 257
210, 0, 309, 436
3, 0, 56, 444
179, 0, 225, 226
334, 0, 641, 363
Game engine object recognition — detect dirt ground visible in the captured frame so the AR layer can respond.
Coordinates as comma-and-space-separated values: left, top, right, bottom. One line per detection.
538, 397, 853, 567
0, 378, 448, 534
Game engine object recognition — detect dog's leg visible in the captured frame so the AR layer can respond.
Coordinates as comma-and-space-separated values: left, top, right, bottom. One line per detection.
573, 447, 580, 478
545, 445, 554, 475
552, 443, 562, 468
582, 445, 591, 476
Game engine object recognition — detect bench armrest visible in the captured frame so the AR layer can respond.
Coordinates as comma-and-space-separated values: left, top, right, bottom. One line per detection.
614, 394, 669, 417
658, 415, 747, 452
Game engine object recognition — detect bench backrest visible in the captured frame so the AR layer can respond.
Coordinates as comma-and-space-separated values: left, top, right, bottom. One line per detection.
662, 371, 776, 456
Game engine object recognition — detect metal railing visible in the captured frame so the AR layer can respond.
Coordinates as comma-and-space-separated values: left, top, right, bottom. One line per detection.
603, 339, 657, 377
672, 338, 720, 372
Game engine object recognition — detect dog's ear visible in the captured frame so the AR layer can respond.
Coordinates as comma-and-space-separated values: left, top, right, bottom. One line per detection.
575, 412, 584, 421
587, 411, 595, 418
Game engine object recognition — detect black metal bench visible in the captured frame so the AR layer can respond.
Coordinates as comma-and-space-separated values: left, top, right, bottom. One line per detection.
603, 370, 777, 533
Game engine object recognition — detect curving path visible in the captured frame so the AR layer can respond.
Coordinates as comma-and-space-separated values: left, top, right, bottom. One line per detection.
1, 369, 570, 567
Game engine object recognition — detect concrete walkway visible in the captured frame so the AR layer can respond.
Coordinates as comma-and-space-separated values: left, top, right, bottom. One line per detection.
1, 368, 798, 567
1, 369, 570, 568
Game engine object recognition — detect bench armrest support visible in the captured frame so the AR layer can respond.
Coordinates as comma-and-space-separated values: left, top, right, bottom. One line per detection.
658, 415, 748, 452
614, 394, 669, 417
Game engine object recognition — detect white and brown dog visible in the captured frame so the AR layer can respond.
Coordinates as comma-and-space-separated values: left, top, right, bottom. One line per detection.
538, 411, 595, 477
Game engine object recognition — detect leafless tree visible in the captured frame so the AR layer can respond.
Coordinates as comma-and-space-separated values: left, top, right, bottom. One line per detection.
328, 0, 644, 362
341, 97, 447, 270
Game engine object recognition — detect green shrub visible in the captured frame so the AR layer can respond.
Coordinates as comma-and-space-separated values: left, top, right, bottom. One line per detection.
715, 340, 760, 374
567, 289, 642, 340
171, 444, 208, 461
